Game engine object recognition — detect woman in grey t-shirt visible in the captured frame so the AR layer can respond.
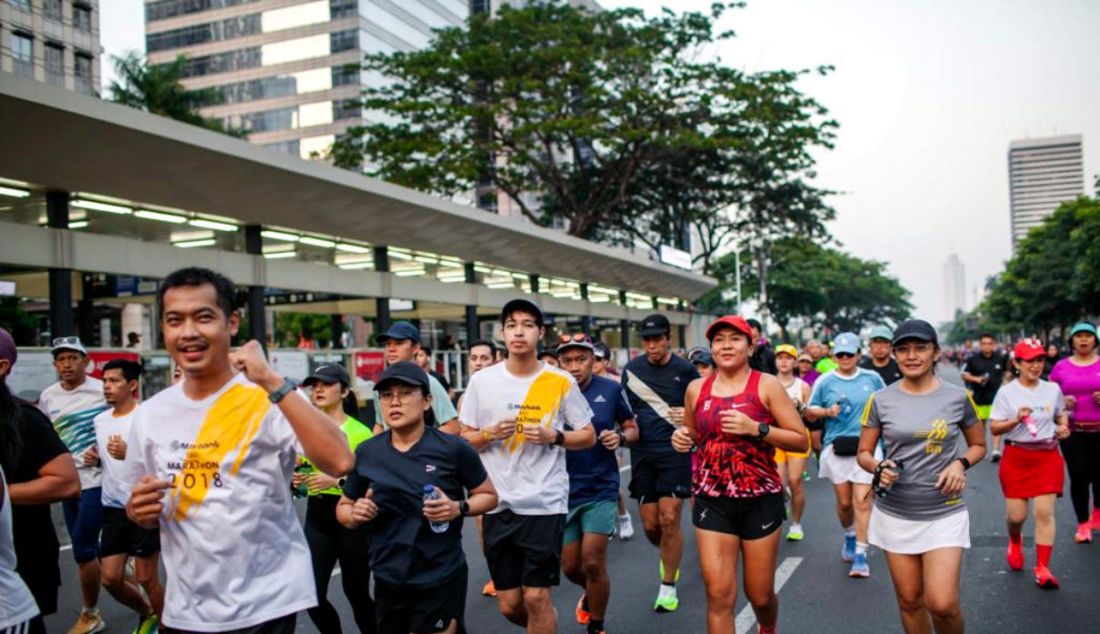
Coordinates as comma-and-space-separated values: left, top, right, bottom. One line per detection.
856, 319, 986, 634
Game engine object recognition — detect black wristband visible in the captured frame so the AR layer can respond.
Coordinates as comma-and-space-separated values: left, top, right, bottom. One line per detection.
617, 431, 627, 446
459, 500, 470, 517
956, 457, 971, 470
553, 430, 565, 446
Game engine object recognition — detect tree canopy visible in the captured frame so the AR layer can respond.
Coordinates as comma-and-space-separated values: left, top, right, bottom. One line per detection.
331, 1, 835, 273
700, 237, 912, 338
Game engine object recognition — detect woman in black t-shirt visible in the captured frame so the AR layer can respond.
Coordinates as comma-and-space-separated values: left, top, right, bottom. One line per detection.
337, 362, 498, 634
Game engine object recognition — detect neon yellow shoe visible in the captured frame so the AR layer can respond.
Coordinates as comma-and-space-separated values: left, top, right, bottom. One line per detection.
133, 614, 159, 634
655, 561, 680, 612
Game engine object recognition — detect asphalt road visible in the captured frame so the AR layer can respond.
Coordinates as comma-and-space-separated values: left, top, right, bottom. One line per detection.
44, 366, 1100, 633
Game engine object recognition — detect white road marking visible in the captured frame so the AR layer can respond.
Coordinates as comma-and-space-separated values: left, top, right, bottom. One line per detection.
734, 556, 802, 632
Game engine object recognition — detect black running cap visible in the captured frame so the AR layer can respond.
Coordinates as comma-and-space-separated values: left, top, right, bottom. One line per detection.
891, 320, 938, 346
302, 363, 351, 387
374, 361, 430, 391
638, 314, 671, 336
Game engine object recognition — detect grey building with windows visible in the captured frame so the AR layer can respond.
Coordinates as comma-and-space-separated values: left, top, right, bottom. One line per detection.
1008, 134, 1085, 250
144, 0, 468, 160
0, 0, 101, 95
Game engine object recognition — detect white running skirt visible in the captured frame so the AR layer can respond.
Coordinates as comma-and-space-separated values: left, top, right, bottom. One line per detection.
869, 506, 971, 554
817, 444, 879, 485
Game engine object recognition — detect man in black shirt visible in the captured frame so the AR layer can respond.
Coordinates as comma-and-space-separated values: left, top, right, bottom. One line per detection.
621, 314, 699, 613
858, 326, 903, 385
0, 328, 80, 634
961, 333, 1009, 461
747, 318, 778, 375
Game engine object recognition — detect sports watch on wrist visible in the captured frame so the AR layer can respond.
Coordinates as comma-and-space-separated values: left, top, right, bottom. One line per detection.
268, 378, 297, 404
757, 422, 771, 439
459, 500, 470, 517
553, 430, 565, 446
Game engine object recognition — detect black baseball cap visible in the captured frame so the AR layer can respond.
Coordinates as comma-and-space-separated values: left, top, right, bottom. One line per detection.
501, 298, 544, 328
892, 319, 939, 347
689, 348, 714, 367
637, 314, 671, 337
375, 321, 421, 344
538, 347, 559, 360
593, 341, 611, 360
302, 363, 351, 388
374, 361, 430, 392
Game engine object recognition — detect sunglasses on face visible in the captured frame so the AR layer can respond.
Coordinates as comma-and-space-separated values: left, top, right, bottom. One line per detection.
835, 352, 857, 359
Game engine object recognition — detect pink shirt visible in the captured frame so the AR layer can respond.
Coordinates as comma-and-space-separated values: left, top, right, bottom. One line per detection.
1050, 357, 1100, 430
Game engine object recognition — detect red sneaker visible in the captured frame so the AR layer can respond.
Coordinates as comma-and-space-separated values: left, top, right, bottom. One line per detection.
1006, 540, 1024, 571
1090, 508, 1100, 532
576, 594, 591, 625
1034, 565, 1060, 589
1074, 523, 1092, 544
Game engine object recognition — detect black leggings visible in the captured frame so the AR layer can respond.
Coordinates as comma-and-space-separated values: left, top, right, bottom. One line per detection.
1060, 432, 1100, 523
304, 495, 377, 634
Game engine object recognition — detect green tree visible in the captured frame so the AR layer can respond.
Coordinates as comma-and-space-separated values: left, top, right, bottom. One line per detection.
331, 2, 835, 272
273, 313, 333, 348
702, 237, 912, 338
108, 51, 245, 137
0, 297, 40, 345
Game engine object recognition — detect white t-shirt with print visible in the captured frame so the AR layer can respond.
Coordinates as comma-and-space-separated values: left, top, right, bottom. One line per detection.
125, 374, 316, 632
991, 379, 1065, 443
94, 408, 138, 509
459, 362, 593, 515
39, 377, 108, 491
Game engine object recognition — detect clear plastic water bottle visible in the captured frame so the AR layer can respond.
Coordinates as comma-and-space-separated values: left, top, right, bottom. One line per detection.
423, 485, 450, 533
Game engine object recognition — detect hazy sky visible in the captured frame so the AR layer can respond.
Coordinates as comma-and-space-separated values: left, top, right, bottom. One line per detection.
101, 0, 1100, 322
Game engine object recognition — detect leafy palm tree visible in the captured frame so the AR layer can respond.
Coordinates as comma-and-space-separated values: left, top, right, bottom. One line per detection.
108, 51, 246, 137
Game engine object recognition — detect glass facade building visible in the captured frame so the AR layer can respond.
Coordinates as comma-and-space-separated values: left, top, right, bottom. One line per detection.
145, 0, 468, 160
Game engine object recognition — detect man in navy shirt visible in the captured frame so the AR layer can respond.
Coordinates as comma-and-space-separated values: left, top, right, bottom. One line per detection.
557, 333, 638, 634
621, 314, 699, 613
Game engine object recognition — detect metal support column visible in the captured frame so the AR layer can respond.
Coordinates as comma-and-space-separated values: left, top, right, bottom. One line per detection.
579, 283, 591, 335
528, 274, 540, 294
464, 262, 479, 345
619, 290, 630, 349
243, 225, 267, 346
46, 190, 74, 338
374, 246, 391, 333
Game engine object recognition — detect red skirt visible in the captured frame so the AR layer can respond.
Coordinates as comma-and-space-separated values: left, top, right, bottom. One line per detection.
999, 444, 1065, 499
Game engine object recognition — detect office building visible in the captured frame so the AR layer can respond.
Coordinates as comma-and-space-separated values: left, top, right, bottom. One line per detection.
1008, 134, 1085, 249
145, 0, 468, 160
943, 253, 965, 320
0, 0, 101, 95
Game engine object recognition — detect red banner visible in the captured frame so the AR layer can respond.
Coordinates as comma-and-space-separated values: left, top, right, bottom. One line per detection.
87, 351, 141, 379
353, 350, 385, 383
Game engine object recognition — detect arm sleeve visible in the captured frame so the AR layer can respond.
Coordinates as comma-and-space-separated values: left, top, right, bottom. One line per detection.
456, 440, 489, 491
961, 392, 981, 429
561, 382, 594, 430
990, 387, 1013, 420
860, 393, 880, 429
458, 376, 481, 429
341, 447, 370, 499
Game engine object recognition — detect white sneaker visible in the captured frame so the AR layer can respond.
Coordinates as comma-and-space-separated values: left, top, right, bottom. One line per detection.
618, 513, 635, 540
67, 609, 106, 634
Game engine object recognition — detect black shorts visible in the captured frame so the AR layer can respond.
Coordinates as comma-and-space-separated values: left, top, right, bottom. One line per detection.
483, 511, 565, 590
628, 452, 693, 503
162, 613, 295, 634
692, 493, 786, 539
99, 507, 160, 558
375, 566, 467, 634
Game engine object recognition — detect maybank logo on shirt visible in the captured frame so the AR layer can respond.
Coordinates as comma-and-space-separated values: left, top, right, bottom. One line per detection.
168, 384, 271, 522
505, 372, 569, 453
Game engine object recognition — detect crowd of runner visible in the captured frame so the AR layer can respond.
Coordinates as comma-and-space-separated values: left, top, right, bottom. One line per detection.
1, 265, 1099, 634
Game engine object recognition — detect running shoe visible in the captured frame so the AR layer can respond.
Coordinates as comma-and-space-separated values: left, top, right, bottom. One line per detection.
653, 583, 679, 613
618, 513, 635, 541
67, 609, 106, 634
991, 450, 1002, 463
842, 534, 856, 562
134, 614, 159, 634
1074, 522, 1092, 544
576, 594, 591, 625
1034, 565, 1060, 589
786, 523, 805, 542
482, 579, 497, 597
848, 552, 870, 578
1090, 508, 1100, 532
1006, 539, 1024, 571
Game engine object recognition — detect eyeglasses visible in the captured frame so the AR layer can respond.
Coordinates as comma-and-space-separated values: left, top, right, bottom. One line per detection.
559, 333, 593, 345
377, 387, 420, 403
52, 336, 81, 348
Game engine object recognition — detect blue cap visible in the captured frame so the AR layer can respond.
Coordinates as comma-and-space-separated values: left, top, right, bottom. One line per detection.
833, 332, 860, 355
869, 325, 893, 341
376, 321, 421, 344
1070, 322, 1098, 338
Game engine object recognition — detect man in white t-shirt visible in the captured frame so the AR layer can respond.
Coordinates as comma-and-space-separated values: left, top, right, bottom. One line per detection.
38, 336, 109, 634
460, 299, 595, 634
92, 359, 161, 634
125, 267, 354, 634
